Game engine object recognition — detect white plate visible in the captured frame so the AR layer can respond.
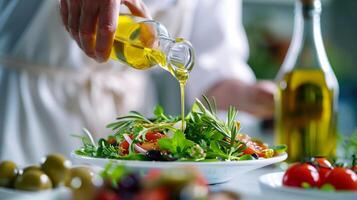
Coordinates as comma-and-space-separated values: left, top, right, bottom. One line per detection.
259, 172, 357, 200
71, 152, 287, 184
0, 187, 71, 200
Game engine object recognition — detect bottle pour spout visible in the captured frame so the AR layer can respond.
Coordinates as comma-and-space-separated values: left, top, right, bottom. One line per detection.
166, 38, 195, 82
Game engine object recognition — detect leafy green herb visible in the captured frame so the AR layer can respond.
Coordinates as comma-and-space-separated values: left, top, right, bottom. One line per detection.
239, 154, 254, 161
342, 131, 357, 159
271, 145, 288, 154
158, 130, 195, 158
75, 96, 282, 162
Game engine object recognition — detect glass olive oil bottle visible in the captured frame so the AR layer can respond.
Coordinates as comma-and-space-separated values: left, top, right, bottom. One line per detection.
275, 0, 339, 162
110, 15, 195, 130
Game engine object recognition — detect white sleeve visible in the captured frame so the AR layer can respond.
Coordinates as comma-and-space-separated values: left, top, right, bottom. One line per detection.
187, 0, 256, 104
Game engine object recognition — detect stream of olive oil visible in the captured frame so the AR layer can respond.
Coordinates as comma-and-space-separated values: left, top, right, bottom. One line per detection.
275, 69, 337, 162
110, 15, 189, 130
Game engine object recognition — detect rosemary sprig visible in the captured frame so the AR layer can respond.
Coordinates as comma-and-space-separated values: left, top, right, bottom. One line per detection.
75, 95, 282, 161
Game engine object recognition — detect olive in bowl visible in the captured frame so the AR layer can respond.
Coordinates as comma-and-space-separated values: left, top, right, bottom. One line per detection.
0, 160, 18, 188
41, 154, 72, 187
14, 170, 52, 191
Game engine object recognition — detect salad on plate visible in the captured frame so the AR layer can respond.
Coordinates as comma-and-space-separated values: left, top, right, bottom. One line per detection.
74, 97, 286, 162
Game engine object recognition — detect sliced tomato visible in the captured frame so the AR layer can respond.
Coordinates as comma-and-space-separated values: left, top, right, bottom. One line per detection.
243, 146, 256, 155
140, 142, 160, 151
119, 141, 129, 155
324, 167, 357, 190
145, 132, 165, 142
118, 134, 134, 155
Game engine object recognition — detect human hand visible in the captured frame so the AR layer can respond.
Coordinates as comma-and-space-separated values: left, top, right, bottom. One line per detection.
59, 0, 151, 62
242, 81, 276, 119
206, 80, 276, 119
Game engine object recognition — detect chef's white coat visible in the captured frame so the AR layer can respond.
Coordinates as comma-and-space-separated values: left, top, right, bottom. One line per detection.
0, 0, 255, 164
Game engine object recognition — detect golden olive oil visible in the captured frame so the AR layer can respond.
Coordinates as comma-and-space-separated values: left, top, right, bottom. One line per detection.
275, 69, 337, 162
110, 15, 190, 130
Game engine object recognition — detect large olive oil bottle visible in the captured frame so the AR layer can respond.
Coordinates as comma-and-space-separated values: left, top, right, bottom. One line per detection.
275, 0, 339, 162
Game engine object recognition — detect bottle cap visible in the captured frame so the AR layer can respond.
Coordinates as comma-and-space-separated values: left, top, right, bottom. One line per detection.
299, 0, 321, 15
300, 0, 321, 6
301, 0, 315, 5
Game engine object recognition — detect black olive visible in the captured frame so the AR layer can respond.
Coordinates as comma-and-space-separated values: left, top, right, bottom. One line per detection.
251, 153, 259, 159
145, 150, 164, 161
116, 173, 141, 199
117, 173, 140, 192
162, 152, 178, 161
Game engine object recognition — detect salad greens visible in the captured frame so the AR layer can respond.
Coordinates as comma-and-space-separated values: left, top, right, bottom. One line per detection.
75, 96, 286, 161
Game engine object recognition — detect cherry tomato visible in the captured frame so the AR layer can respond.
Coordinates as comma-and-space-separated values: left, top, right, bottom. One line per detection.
145, 132, 165, 142
313, 157, 333, 186
146, 169, 162, 180
96, 189, 121, 200
324, 167, 357, 190
136, 187, 169, 200
283, 163, 320, 188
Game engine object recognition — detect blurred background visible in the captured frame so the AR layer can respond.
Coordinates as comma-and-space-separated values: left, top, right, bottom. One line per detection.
242, 0, 357, 136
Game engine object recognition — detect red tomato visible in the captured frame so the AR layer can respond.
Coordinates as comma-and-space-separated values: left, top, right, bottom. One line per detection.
140, 142, 159, 151
96, 189, 121, 200
314, 157, 333, 168
146, 169, 162, 180
145, 132, 165, 142
324, 167, 357, 190
283, 163, 320, 188
119, 135, 134, 155
313, 157, 333, 186
243, 146, 256, 155
136, 187, 169, 200
119, 141, 129, 155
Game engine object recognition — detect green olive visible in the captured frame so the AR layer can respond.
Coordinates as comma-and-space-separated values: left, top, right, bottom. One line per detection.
41, 154, 71, 187
15, 170, 52, 191
22, 165, 42, 174
0, 160, 18, 188
65, 167, 100, 200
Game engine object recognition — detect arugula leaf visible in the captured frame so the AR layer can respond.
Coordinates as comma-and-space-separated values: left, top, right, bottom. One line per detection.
158, 130, 195, 156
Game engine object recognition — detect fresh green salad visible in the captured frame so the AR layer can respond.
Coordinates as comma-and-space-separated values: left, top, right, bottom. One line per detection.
75, 97, 286, 161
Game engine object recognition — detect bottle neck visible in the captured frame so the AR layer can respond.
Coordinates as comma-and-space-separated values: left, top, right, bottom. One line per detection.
282, 0, 331, 72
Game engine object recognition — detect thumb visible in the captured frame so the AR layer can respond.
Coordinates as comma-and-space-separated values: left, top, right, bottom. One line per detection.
122, 0, 152, 19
